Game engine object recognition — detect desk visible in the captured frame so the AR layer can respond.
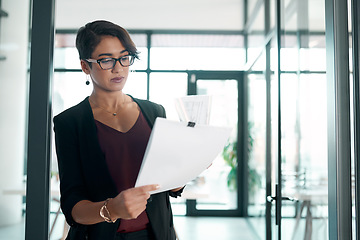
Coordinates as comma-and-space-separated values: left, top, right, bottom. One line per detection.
181, 190, 209, 200
291, 187, 328, 240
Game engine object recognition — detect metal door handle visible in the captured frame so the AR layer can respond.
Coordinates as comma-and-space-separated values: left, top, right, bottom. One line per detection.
267, 184, 297, 225
266, 195, 296, 203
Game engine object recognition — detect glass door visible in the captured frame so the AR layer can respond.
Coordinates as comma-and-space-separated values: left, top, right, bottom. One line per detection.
280, 0, 329, 238
185, 71, 246, 217
267, 0, 329, 239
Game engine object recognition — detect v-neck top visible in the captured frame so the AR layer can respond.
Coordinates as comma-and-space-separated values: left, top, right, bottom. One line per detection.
95, 110, 152, 233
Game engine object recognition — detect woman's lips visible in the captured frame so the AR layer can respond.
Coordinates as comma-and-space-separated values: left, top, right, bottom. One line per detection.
111, 77, 124, 83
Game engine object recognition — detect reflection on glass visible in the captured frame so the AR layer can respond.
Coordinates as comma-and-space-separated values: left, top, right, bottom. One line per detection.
279, 0, 328, 237
270, 0, 276, 31
193, 80, 238, 210
247, 0, 259, 20
280, 73, 328, 239
249, 52, 266, 72
246, 2, 265, 66
247, 74, 266, 218
270, 70, 279, 240
0, 1, 30, 237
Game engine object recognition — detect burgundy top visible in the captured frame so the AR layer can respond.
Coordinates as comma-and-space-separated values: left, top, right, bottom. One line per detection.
95, 111, 152, 233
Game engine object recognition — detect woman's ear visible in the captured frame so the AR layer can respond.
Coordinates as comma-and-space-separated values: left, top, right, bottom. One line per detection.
80, 60, 91, 74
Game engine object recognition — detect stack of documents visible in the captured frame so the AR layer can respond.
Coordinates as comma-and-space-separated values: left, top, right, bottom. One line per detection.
174, 95, 211, 125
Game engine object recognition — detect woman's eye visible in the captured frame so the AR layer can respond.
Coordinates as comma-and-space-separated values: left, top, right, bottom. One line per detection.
100, 59, 114, 64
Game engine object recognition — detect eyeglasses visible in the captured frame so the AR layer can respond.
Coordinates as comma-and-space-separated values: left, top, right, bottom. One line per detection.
86, 55, 135, 70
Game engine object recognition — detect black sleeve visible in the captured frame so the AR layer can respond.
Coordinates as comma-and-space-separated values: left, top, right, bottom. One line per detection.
53, 115, 89, 227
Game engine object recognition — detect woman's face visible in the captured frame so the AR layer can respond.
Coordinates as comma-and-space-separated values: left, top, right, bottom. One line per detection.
82, 35, 130, 93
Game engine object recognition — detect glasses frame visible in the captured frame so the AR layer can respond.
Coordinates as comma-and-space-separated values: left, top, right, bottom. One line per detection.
86, 55, 135, 70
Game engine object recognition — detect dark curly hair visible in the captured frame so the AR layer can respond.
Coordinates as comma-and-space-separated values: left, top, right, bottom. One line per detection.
75, 20, 139, 62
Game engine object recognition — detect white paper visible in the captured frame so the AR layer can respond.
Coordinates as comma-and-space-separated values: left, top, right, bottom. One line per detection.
135, 118, 232, 194
174, 95, 212, 125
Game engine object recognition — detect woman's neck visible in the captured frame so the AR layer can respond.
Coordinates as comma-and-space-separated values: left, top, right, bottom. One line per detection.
89, 91, 128, 109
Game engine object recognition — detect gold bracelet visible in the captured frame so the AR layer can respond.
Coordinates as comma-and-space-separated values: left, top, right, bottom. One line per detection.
100, 198, 116, 223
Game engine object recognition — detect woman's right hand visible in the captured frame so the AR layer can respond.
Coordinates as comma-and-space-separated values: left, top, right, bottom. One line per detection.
108, 184, 159, 220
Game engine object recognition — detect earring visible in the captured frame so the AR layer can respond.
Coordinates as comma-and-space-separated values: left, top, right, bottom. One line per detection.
86, 75, 90, 85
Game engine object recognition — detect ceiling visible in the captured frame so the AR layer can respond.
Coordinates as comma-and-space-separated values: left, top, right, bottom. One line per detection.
55, 0, 244, 31
55, 0, 326, 32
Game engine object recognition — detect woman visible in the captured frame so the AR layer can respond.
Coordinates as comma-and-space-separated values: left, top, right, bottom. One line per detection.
53, 20, 183, 240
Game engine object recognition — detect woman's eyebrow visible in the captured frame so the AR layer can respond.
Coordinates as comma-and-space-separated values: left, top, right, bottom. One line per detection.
97, 50, 129, 58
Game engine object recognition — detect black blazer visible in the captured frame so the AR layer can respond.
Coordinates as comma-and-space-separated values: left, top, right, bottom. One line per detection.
53, 96, 178, 240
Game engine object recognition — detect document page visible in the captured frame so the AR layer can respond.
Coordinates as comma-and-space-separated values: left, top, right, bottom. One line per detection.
135, 118, 232, 194
174, 95, 211, 125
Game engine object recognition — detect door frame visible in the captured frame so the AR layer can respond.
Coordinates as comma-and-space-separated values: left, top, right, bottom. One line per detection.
325, 0, 353, 238
184, 70, 248, 217
25, 0, 55, 239
352, 0, 360, 237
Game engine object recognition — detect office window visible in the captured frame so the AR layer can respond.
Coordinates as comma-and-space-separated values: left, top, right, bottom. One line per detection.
149, 72, 188, 121
150, 34, 245, 70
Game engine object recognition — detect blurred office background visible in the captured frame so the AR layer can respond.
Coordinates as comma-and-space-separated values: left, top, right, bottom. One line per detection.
0, 0, 358, 239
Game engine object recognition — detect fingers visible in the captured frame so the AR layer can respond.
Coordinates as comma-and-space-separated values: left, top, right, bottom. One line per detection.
110, 184, 160, 220
125, 184, 159, 201
136, 184, 160, 193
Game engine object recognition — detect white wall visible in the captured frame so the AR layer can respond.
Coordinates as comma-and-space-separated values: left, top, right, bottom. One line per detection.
55, 0, 244, 30
0, 0, 30, 226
